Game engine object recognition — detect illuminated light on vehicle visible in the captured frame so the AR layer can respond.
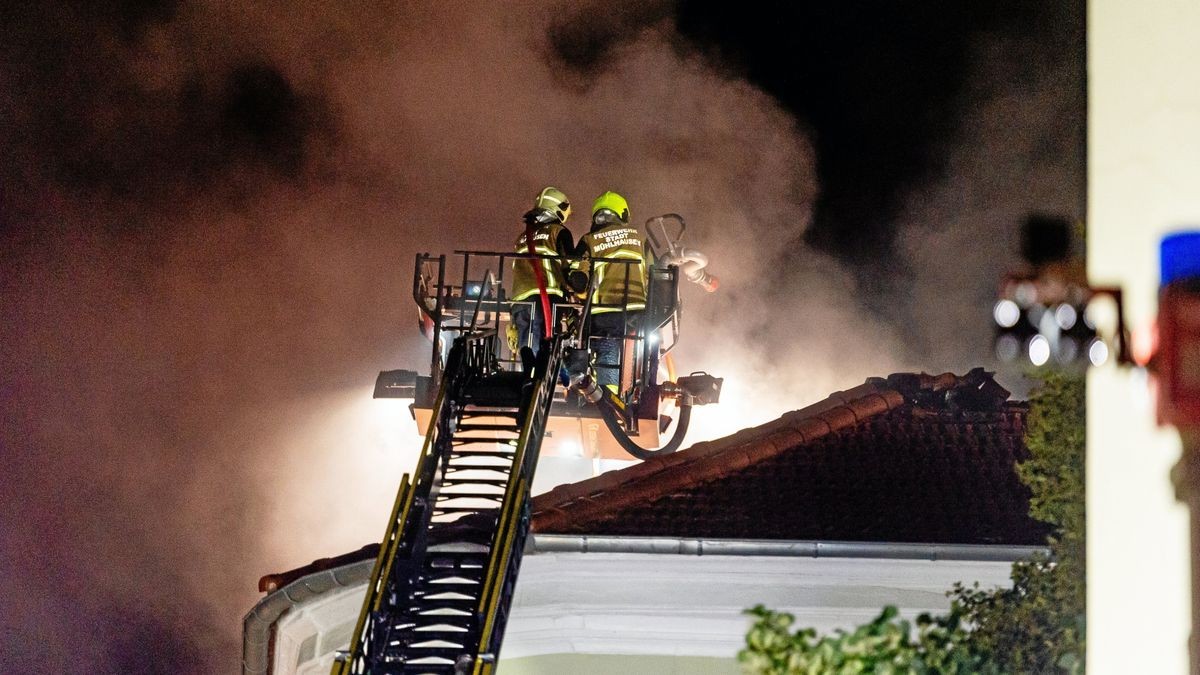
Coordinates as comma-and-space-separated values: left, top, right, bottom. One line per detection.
1015, 282, 1037, 305
647, 332, 660, 347
559, 437, 584, 458
1057, 336, 1079, 364
1084, 294, 1118, 333
1027, 303, 1046, 328
467, 284, 482, 297
1131, 320, 1159, 367
1054, 303, 1078, 330
1029, 335, 1051, 366
993, 299, 1021, 328
995, 334, 1021, 361
1088, 338, 1110, 367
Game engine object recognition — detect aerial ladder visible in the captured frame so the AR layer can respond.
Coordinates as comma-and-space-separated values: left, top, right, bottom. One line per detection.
335, 215, 722, 674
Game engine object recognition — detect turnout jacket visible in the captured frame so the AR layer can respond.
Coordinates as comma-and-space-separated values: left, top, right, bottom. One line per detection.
511, 221, 574, 302
578, 223, 649, 313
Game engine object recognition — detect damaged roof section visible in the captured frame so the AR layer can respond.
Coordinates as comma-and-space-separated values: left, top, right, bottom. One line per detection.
531, 369, 1049, 546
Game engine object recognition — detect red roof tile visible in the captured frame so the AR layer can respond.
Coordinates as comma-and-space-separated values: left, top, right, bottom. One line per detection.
261, 369, 1047, 590
530, 369, 1049, 546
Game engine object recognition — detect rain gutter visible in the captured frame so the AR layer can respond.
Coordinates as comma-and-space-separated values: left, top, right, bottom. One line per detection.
529, 534, 1048, 561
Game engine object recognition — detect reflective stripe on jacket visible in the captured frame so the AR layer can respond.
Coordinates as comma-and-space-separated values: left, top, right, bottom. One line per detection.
580, 224, 647, 313
511, 222, 567, 301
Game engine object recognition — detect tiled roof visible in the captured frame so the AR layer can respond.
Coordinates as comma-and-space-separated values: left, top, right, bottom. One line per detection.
260, 369, 1048, 590
530, 369, 1050, 546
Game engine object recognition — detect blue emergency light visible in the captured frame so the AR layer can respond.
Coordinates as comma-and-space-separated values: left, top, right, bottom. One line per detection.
1157, 229, 1200, 426
1161, 230, 1200, 285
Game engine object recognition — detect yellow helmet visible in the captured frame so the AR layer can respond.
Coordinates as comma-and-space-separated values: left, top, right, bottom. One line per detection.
534, 186, 571, 223
591, 191, 629, 226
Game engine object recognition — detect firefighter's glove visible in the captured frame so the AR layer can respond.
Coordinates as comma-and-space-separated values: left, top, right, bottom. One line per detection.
506, 323, 520, 354
557, 309, 579, 336
566, 270, 589, 295
564, 347, 590, 387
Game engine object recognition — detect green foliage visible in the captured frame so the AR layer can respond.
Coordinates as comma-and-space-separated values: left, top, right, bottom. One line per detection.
739, 374, 1086, 674
740, 604, 988, 675
1018, 373, 1086, 584
948, 556, 1084, 675
947, 373, 1086, 673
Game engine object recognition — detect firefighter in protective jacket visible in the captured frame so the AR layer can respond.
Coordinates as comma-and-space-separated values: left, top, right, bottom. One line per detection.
510, 186, 575, 354
578, 191, 648, 313
576, 191, 650, 394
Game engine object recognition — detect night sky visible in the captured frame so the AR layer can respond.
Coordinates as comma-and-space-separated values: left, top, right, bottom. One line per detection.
0, 2, 1083, 672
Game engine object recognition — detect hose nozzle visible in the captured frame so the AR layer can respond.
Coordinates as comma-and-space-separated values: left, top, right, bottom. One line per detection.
662, 372, 724, 406
663, 248, 719, 293
693, 270, 719, 293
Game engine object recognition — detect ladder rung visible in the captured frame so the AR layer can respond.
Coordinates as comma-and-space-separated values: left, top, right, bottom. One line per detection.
421, 568, 484, 582
387, 648, 462, 661
413, 591, 476, 601
412, 594, 480, 606
398, 664, 456, 674
445, 464, 512, 472
455, 423, 520, 433
462, 407, 521, 416
436, 487, 501, 499
424, 565, 485, 576
425, 541, 493, 553
450, 438, 516, 446
425, 559, 486, 571
407, 608, 477, 620
412, 622, 471, 633
447, 456, 513, 466
405, 638, 469, 649
399, 633, 473, 646
446, 473, 511, 482
423, 549, 491, 558
393, 662, 459, 673
413, 607, 473, 617
448, 449, 515, 458
425, 574, 481, 584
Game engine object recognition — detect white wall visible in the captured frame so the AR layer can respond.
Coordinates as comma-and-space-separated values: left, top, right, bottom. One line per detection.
270, 552, 1016, 674
1088, 1, 1199, 672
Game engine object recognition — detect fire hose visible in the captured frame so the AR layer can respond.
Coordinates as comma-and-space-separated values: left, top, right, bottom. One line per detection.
582, 369, 721, 460
594, 392, 692, 460
523, 224, 553, 340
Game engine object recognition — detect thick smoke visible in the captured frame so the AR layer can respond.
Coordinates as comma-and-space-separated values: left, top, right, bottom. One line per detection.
892, 13, 1085, 375
0, 1, 1078, 672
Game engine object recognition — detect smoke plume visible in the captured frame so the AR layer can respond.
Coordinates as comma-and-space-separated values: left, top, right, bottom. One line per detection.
891, 8, 1086, 374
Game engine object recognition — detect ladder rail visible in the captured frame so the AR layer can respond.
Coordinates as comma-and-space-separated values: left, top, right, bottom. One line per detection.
334, 475, 411, 675
320, 247, 692, 673
338, 311, 563, 673
335, 359, 456, 674
470, 341, 563, 673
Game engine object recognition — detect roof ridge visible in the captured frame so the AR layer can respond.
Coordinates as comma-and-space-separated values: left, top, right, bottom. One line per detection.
531, 379, 907, 531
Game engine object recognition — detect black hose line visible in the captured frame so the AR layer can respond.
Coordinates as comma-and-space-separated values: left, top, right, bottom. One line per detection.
596, 396, 692, 460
